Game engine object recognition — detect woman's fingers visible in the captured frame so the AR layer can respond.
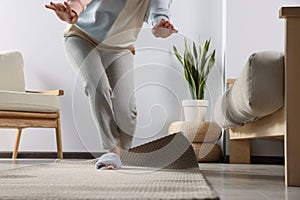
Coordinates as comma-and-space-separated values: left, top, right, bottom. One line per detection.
164, 21, 175, 30
64, 1, 75, 16
45, 2, 58, 11
45, 4, 56, 11
170, 29, 178, 34
49, 2, 65, 12
46, 2, 62, 12
64, 1, 78, 23
159, 19, 178, 32
159, 19, 166, 27
157, 19, 177, 31
55, 3, 66, 11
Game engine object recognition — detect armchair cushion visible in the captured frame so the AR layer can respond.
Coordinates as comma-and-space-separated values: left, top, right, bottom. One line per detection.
0, 90, 60, 113
215, 51, 284, 128
0, 51, 25, 92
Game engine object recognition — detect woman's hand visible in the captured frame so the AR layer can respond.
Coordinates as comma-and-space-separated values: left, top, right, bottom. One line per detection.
45, 1, 78, 24
152, 19, 178, 38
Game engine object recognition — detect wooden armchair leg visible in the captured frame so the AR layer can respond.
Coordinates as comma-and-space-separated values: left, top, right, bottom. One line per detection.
56, 116, 63, 159
12, 128, 22, 159
230, 139, 250, 164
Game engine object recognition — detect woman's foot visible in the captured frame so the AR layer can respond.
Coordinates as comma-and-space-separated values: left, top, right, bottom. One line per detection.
99, 145, 121, 170
95, 145, 122, 170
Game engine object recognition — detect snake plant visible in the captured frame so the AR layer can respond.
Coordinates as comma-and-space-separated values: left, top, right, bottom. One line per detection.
173, 38, 216, 100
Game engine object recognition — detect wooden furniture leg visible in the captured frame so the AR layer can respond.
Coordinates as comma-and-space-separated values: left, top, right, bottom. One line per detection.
56, 115, 63, 159
280, 7, 300, 187
230, 139, 250, 164
12, 128, 22, 159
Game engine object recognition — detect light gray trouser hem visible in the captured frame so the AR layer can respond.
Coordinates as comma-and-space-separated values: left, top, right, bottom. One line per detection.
64, 35, 137, 151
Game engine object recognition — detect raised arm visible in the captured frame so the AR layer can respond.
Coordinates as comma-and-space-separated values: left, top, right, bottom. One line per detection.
45, 0, 92, 24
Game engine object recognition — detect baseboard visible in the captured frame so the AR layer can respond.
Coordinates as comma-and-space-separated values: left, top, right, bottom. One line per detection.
0, 152, 284, 165
223, 155, 284, 165
250, 156, 284, 165
0, 152, 104, 159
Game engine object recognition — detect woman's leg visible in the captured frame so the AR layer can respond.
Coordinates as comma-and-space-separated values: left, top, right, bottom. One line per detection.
100, 49, 137, 151
64, 36, 122, 151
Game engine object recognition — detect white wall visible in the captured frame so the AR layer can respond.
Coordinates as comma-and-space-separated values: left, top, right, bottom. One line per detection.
0, 0, 224, 152
227, 0, 299, 78
226, 0, 299, 156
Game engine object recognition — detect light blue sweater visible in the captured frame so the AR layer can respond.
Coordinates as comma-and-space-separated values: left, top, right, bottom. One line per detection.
73, 0, 172, 43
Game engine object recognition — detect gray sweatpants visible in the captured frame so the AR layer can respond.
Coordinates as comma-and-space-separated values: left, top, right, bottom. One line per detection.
64, 35, 137, 150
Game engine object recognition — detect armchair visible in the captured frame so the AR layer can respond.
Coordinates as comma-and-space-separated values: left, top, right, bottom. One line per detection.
0, 51, 64, 159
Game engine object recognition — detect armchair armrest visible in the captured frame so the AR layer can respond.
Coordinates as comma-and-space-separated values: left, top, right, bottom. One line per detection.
26, 90, 64, 96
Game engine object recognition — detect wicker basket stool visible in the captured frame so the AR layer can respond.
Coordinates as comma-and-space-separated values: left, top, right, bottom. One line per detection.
168, 121, 222, 162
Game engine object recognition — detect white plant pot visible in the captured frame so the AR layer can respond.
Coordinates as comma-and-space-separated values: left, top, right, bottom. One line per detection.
182, 99, 209, 121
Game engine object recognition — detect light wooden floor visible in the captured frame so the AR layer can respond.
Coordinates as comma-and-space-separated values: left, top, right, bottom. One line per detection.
0, 159, 300, 199
200, 163, 300, 200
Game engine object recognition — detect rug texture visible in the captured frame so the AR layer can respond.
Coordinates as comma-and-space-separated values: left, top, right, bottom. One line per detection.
0, 133, 219, 200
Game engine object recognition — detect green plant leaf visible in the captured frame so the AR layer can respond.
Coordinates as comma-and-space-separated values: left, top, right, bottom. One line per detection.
203, 50, 216, 78
173, 46, 183, 66
198, 80, 206, 99
183, 50, 197, 98
193, 42, 199, 70
204, 38, 211, 52
198, 40, 208, 77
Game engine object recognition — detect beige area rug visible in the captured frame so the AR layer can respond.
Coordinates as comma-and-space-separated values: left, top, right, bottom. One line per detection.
0, 133, 219, 200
